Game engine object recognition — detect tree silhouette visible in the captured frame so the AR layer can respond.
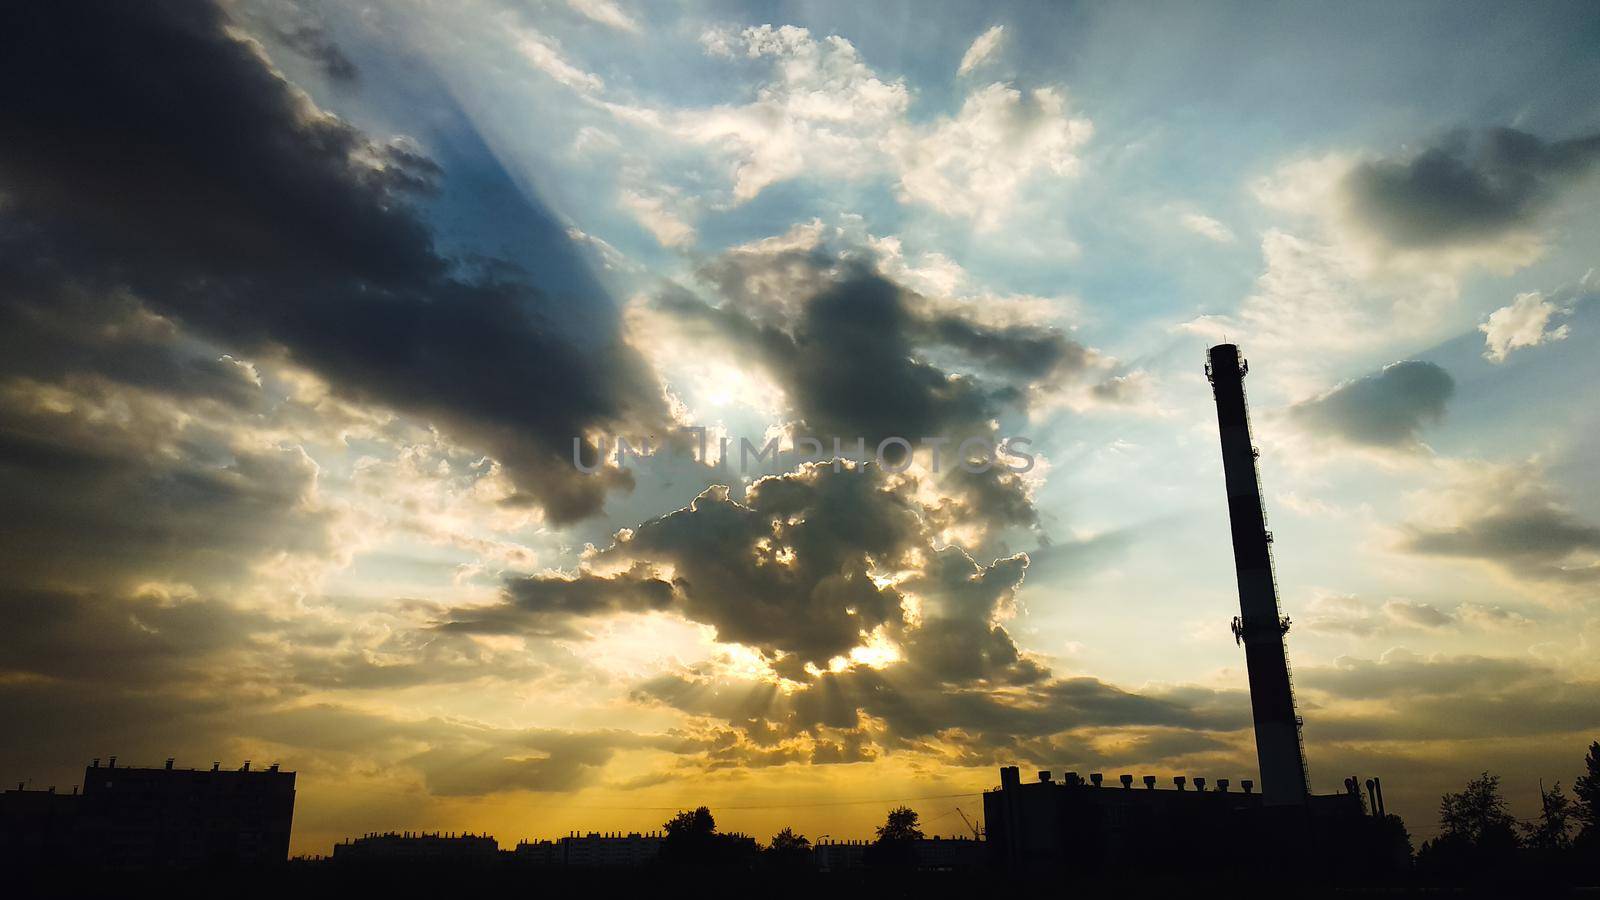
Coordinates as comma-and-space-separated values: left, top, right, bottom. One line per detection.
659, 806, 758, 868
768, 827, 810, 853
1440, 773, 1518, 846
875, 806, 923, 843
762, 827, 812, 871
664, 806, 717, 840
1522, 782, 1574, 852
1574, 740, 1600, 877
1418, 772, 1521, 879
864, 805, 922, 869
1574, 741, 1600, 839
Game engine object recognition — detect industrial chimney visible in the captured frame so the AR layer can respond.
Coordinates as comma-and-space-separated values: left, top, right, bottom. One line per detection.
1206, 344, 1310, 807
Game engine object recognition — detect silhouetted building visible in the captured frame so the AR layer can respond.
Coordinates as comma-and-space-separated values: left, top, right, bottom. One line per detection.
513, 831, 663, 867
1207, 342, 1310, 806
809, 836, 984, 872
0, 784, 80, 865
983, 346, 1395, 879
333, 831, 498, 865
813, 838, 868, 872
77, 757, 296, 869
513, 837, 564, 866
909, 835, 986, 870
983, 767, 1372, 876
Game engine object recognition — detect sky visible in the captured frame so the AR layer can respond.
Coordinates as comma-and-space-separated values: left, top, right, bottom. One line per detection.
2, 0, 1599, 856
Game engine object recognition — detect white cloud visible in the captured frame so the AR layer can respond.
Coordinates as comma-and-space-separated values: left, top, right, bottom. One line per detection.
1179, 211, 1235, 243
1182, 151, 1538, 372
1382, 598, 1452, 628
567, 0, 639, 34
1479, 290, 1571, 362
1456, 603, 1534, 631
1252, 150, 1546, 278
566, 226, 632, 271
678, 25, 911, 202
600, 25, 1091, 230
618, 188, 696, 247
896, 83, 1092, 231
512, 25, 604, 93
1304, 592, 1379, 636
1183, 227, 1458, 369
957, 25, 1005, 76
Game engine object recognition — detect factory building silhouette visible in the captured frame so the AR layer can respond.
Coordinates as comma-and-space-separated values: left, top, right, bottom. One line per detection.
982, 344, 1391, 875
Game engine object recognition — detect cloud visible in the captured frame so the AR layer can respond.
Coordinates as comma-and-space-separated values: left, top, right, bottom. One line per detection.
1187, 133, 1593, 362
684, 24, 912, 201
270, 18, 358, 81
1454, 603, 1534, 631
636, 665, 1252, 767
0, 370, 336, 593
643, 228, 1123, 443
1290, 360, 1454, 449
895, 547, 1046, 686
444, 563, 677, 638
447, 464, 926, 669
1303, 593, 1381, 636
1407, 508, 1600, 584
512, 24, 605, 92
1180, 212, 1235, 243
440, 450, 1256, 771
1300, 651, 1600, 742
604, 25, 1091, 230
896, 83, 1092, 231
0, 1, 668, 524
957, 25, 1005, 77
619, 188, 697, 247
1479, 290, 1572, 362
1342, 127, 1600, 250
1302, 593, 1535, 636
568, 0, 640, 34
1180, 225, 1463, 363
1381, 599, 1452, 629
1398, 462, 1600, 585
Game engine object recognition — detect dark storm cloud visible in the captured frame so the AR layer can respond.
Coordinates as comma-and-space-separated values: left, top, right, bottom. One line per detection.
0, 584, 664, 798
442, 455, 1242, 766
933, 465, 1041, 531
895, 548, 1046, 686
446, 463, 925, 668
274, 21, 359, 81
0, 578, 546, 698
1403, 508, 1600, 583
0, 676, 668, 799
1290, 360, 1454, 448
478, 456, 1257, 759
0, 381, 333, 590
0, 587, 277, 685
659, 266, 995, 440
662, 247, 1106, 443
444, 563, 677, 638
0, 0, 665, 524
636, 666, 1250, 755
1300, 654, 1600, 742
251, 705, 671, 796
1343, 127, 1600, 248
0, 277, 268, 411
921, 314, 1093, 382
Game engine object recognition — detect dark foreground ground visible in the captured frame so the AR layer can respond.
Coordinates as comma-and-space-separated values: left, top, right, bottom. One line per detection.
11, 864, 1600, 900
